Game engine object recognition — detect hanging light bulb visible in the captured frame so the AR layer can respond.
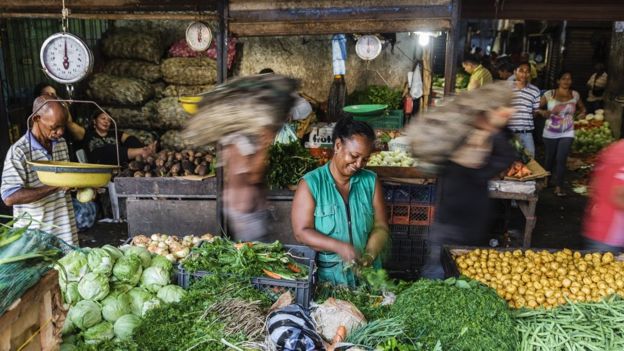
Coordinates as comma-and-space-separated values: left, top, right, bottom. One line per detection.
418, 34, 431, 47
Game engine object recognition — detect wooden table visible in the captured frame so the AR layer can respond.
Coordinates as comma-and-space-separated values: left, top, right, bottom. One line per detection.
489, 189, 539, 248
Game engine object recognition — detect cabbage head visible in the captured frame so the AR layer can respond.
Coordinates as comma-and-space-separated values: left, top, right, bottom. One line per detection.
64, 282, 82, 305
78, 272, 110, 301
83, 321, 114, 344
61, 316, 75, 335
56, 251, 88, 283
157, 285, 186, 304
112, 255, 143, 285
87, 248, 114, 276
150, 254, 173, 272
124, 246, 151, 268
114, 314, 142, 339
68, 300, 102, 330
140, 266, 170, 292
101, 292, 131, 322
101, 244, 124, 262
60, 343, 77, 351
141, 298, 162, 317
128, 287, 153, 316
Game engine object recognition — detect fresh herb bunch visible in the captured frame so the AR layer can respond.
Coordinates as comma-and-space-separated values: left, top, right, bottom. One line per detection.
133, 275, 271, 351
389, 277, 518, 351
349, 85, 403, 110
182, 237, 309, 281
316, 283, 390, 321
266, 141, 318, 189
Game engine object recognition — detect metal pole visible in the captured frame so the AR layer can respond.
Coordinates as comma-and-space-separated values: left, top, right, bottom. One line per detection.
444, 0, 461, 96
216, 0, 229, 236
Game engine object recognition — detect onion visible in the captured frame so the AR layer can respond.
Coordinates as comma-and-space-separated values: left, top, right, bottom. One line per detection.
165, 254, 176, 262
150, 234, 160, 241
174, 247, 190, 259
157, 242, 168, 249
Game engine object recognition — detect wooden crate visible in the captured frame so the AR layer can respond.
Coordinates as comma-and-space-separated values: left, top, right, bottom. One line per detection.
0, 270, 65, 351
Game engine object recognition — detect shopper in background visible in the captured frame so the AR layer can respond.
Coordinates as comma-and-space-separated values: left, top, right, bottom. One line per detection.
1, 95, 78, 244
462, 54, 493, 91
508, 62, 542, 158
585, 62, 608, 113
538, 71, 586, 197
291, 117, 389, 287
497, 62, 515, 81
583, 140, 624, 252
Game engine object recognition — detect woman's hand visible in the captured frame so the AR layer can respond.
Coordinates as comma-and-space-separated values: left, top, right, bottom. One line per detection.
338, 242, 358, 263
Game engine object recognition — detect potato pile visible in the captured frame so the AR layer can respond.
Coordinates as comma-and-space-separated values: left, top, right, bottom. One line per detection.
129, 233, 215, 262
454, 248, 624, 309
120, 149, 214, 178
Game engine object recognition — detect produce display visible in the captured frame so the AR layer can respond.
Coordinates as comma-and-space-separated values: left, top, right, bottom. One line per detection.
161, 57, 217, 85
160, 130, 215, 153
573, 113, 614, 153
266, 141, 318, 189
127, 233, 214, 262
348, 85, 403, 110
181, 238, 310, 281
506, 161, 533, 179
101, 28, 163, 64
156, 97, 191, 130
367, 150, 415, 167
87, 74, 154, 106
453, 248, 624, 308
102, 59, 162, 82
162, 84, 214, 98
432, 72, 470, 90
56, 245, 184, 348
120, 149, 214, 178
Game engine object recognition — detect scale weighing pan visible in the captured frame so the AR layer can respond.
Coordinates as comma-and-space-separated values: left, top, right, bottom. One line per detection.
26, 99, 119, 188
343, 104, 388, 116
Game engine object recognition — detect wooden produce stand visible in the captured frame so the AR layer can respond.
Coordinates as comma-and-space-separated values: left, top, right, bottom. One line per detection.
0, 271, 64, 351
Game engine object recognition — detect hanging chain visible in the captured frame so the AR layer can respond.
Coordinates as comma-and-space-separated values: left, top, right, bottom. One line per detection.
61, 0, 70, 32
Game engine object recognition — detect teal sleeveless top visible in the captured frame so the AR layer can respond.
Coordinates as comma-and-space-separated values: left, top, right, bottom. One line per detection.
302, 162, 380, 286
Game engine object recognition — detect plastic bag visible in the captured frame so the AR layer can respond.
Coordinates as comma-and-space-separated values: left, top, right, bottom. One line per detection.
266, 304, 326, 351
274, 124, 299, 145
311, 298, 366, 341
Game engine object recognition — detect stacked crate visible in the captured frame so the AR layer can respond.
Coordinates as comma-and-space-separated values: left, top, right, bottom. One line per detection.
382, 182, 436, 278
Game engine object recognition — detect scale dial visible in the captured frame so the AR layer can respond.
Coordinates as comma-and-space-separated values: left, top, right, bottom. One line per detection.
355, 35, 382, 61
40, 32, 93, 84
186, 21, 213, 52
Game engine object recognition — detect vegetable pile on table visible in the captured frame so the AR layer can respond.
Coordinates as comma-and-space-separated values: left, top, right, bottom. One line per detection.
119, 149, 215, 178
573, 113, 614, 154
128, 233, 215, 262
266, 141, 318, 189
367, 150, 415, 167
506, 161, 533, 179
181, 237, 310, 281
454, 248, 624, 308
56, 245, 184, 348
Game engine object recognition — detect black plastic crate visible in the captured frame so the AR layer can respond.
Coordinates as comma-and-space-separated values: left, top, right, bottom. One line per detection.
409, 184, 435, 204
408, 225, 430, 239
178, 244, 317, 308
385, 234, 427, 272
390, 224, 410, 235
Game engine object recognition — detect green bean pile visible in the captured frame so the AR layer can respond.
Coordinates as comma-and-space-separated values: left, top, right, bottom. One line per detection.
515, 295, 624, 351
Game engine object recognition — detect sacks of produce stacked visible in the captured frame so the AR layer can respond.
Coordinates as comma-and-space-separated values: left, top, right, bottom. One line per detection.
55, 244, 185, 348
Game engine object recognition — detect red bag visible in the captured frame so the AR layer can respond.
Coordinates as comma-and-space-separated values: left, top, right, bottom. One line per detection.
403, 96, 414, 115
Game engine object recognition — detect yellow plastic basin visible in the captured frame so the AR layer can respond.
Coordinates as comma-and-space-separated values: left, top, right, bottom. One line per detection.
179, 96, 202, 115
27, 161, 119, 188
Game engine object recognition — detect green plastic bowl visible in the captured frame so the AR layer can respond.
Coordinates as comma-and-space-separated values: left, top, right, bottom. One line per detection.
343, 104, 388, 116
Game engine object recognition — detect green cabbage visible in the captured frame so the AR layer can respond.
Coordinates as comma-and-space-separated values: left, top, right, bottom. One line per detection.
83, 321, 114, 344
60, 343, 77, 351
64, 282, 82, 305
78, 272, 110, 301
61, 316, 75, 335
149, 254, 173, 272
68, 300, 102, 330
101, 244, 124, 262
124, 246, 152, 268
56, 251, 88, 283
114, 314, 142, 339
87, 248, 114, 276
113, 255, 143, 285
141, 298, 162, 317
156, 285, 186, 304
140, 266, 170, 292
128, 287, 153, 316
101, 292, 131, 322
110, 282, 134, 295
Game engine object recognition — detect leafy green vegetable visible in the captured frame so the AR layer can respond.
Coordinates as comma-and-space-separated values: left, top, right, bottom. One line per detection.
112, 255, 143, 286
114, 314, 142, 340
123, 246, 152, 268
266, 141, 318, 189
78, 272, 110, 301
82, 321, 114, 344
64, 282, 82, 305
101, 244, 124, 262
388, 278, 517, 350
140, 266, 170, 292
149, 254, 173, 272
87, 248, 114, 276
156, 285, 186, 304
56, 251, 89, 283
101, 293, 131, 322
127, 287, 153, 316
69, 300, 102, 330
348, 85, 403, 110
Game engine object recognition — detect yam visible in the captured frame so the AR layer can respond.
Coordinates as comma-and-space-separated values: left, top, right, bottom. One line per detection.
161, 57, 217, 85
87, 74, 154, 106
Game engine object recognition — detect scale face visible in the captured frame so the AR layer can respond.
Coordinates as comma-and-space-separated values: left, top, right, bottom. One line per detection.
355, 35, 382, 61
186, 21, 212, 52
40, 32, 93, 84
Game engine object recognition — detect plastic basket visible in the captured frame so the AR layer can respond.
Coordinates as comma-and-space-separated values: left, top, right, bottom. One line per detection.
353, 110, 404, 130
384, 234, 427, 272
177, 244, 317, 308
383, 183, 436, 205
388, 204, 434, 226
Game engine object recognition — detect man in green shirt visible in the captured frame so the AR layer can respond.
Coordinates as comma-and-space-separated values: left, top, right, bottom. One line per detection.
462, 54, 493, 91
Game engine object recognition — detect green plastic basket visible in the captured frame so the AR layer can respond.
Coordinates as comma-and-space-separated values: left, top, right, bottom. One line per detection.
343, 104, 388, 116
353, 109, 405, 129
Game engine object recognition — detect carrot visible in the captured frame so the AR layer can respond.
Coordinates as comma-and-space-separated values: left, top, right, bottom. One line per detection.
287, 262, 301, 273
234, 242, 254, 250
263, 269, 282, 279
332, 325, 347, 344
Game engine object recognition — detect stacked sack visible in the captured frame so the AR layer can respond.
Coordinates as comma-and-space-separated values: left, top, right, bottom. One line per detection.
56, 244, 186, 347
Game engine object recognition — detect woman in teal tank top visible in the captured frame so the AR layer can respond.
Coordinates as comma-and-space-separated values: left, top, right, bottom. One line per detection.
291, 117, 389, 286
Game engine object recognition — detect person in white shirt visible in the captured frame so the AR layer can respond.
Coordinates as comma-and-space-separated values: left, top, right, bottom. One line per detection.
586, 63, 608, 113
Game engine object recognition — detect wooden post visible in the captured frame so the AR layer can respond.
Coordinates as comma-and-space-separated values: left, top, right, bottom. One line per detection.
216, 0, 229, 236
444, 0, 461, 96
